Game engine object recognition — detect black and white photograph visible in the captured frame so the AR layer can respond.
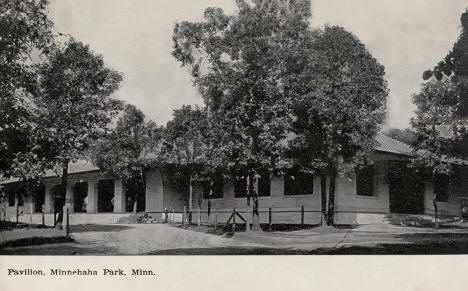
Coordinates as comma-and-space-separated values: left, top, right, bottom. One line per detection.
1, 0, 468, 265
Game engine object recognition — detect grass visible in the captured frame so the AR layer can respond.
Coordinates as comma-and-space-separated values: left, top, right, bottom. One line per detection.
0, 221, 49, 231
0, 236, 74, 249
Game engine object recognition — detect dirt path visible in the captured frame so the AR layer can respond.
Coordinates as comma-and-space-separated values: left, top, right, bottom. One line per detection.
3, 222, 468, 255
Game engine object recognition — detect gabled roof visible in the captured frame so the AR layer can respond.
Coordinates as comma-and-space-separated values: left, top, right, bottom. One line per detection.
374, 134, 413, 156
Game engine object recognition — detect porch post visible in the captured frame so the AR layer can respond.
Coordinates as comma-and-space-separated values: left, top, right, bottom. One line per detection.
44, 184, 54, 213
87, 180, 98, 213
114, 179, 126, 213
65, 182, 74, 213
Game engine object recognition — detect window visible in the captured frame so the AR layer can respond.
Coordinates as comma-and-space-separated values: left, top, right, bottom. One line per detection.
234, 171, 271, 197
17, 191, 24, 206
258, 171, 271, 197
8, 190, 15, 207
356, 165, 374, 196
202, 174, 224, 199
284, 168, 313, 196
234, 176, 247, 198
434, 174, 450, 202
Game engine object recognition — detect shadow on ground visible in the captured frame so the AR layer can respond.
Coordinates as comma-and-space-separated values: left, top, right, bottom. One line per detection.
69, 224, 133, 233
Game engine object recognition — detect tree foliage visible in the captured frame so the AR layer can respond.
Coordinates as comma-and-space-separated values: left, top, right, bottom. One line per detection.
172, 0, 313, 179
91, 104, 163, 181
422, 9, 468, 158
411, 77, 459, 175
0, 0, 54, 176
35, 38, 123, 168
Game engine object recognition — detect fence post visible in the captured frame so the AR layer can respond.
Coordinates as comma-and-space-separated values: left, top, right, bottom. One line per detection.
269, 207, 272, 231
42, 204, 45, 227
246, 207, 251, 233
232, 208, 236, 233
301, 206, 304, 226
182, 206, 186, 226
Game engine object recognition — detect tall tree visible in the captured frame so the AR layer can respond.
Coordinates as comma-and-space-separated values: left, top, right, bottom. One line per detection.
287, 26, 388, 225
417, 9, 468, 224
423, 9, 468, 158
163, 105, 221, 222
91, 104, 163, 212
172, 0, 312, 228
411, 77, 459, 224
34, 38, 122, 227
0, 0, 54, 176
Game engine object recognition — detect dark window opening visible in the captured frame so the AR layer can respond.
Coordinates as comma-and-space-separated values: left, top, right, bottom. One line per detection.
52, 184, 64, 213
434, 174, 450, 202
98, 179, 114, 212
202, 174, 224, 199
8, 190, 15, 207
125, 177, 146, 212
34, 184, 45, 212
258, 171, 271, 197
73, 182, 88, 213
284, 169, 313, 196
234, 175, 247, 198
356, 165, 374, 196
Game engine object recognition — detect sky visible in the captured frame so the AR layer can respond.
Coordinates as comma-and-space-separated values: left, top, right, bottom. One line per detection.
49, 0, 467, 129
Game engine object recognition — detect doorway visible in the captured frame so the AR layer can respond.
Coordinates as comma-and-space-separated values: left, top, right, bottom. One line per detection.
74, 181, 88, 213
34, 184, 45, 212
98, 179, 114, 213
388, 161, 425, 214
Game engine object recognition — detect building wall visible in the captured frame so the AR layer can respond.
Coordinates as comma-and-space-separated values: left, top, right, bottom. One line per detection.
2, 171, 130, 216
145, 170, 164, 212
148, 152, 468, 225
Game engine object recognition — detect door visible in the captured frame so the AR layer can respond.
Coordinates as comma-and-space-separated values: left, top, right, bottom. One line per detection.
388, 161, 425, 214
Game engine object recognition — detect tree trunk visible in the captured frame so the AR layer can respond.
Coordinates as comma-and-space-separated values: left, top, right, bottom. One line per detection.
432, 174, 439, 227
251, 170, 261, 231
55, 160, 68, 229
320, 173, 327, 226
327, 168, 337, 226
189, 174, 193, 223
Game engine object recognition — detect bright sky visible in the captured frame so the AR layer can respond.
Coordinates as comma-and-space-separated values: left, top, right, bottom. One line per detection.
50, 0, 467, 129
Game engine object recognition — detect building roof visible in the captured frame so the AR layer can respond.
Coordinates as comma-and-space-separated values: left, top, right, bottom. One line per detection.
1, 134, 413, 185
374, 134, 413, 156
0, 160, 99, 185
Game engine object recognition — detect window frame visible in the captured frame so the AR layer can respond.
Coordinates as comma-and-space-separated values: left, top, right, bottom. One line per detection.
202, 174, 224, 200
434, 174, 450, 202
356, 164, 375, 197
283, 168, 314, 196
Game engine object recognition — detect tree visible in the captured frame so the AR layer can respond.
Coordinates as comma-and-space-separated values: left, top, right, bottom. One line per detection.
0, 0, 54, 176
383, 128, 420, 146
417, 9, 468, 225
172, 0, 313, 229
423, 9, 468, 159
163, 105, 221, 222
288, 26, 388, 225
91, 104, 163, 212
34, 38, 122, 227
410, 77, 459, 224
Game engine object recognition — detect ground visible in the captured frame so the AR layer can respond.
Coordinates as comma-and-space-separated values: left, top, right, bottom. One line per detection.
3, 221, 468, 255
